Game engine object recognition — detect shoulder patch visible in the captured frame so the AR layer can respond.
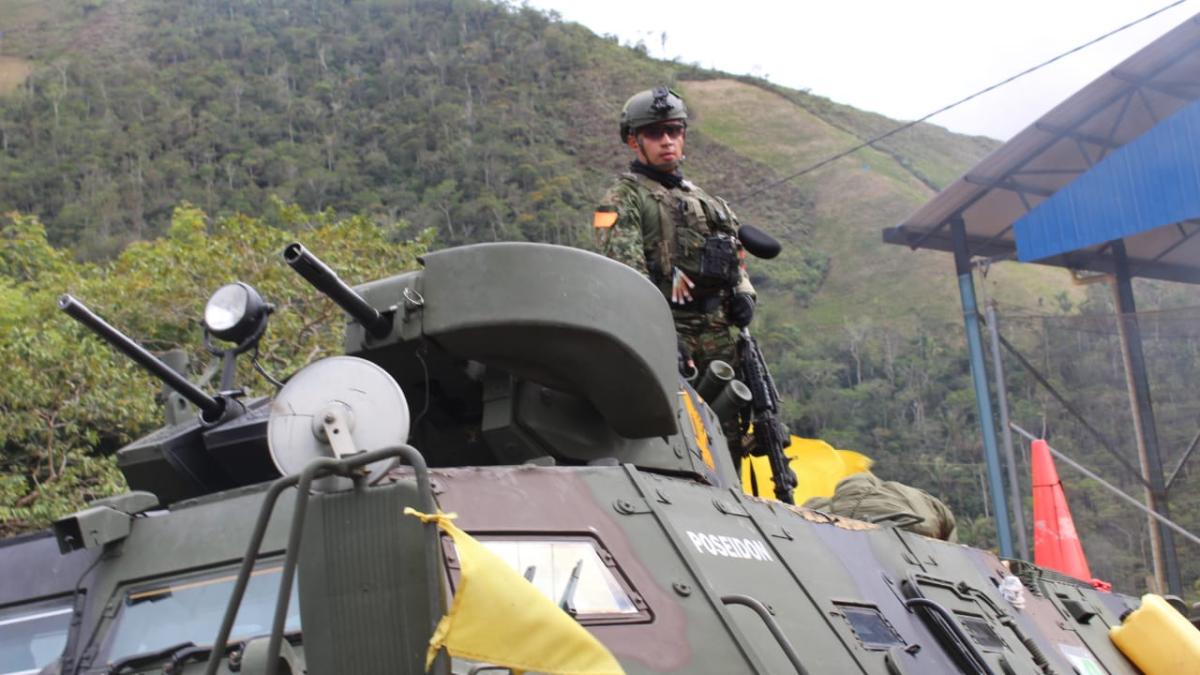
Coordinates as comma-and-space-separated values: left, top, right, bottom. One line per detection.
593, 205, 618, 229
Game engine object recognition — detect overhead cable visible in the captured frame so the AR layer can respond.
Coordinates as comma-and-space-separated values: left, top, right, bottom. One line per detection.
734, 0, 1191, 200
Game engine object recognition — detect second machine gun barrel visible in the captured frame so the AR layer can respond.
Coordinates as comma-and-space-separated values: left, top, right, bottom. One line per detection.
283, 242, 393, 338
58, 294, 226, 421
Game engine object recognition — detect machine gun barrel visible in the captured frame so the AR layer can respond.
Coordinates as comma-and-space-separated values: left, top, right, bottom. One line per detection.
58, 294, 225, 420
283, 243, 392, 338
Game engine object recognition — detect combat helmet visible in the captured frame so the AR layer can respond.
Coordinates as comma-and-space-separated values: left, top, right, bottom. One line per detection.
619, 86, 688, 142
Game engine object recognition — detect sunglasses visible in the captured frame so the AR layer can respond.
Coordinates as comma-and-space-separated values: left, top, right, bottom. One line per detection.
640, 123, 686, 140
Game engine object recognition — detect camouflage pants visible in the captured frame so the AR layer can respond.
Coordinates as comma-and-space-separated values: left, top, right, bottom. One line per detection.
674, 307, 744, 457
674, 307, 736, 375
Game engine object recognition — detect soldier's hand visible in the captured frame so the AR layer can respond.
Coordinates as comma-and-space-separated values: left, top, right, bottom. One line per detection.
670, 267, 694, 304
677, 340, 696, 378
729, 293, 755, 328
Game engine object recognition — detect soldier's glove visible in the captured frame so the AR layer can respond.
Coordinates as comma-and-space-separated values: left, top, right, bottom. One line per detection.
729, 293, 756, 328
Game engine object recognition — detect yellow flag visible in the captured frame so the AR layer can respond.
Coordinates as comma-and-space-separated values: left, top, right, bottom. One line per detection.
740, 436, 872, 504
404, 508, 625, 675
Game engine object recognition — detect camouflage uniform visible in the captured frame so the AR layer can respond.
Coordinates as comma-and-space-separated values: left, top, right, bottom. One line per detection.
595, 169, 755, 377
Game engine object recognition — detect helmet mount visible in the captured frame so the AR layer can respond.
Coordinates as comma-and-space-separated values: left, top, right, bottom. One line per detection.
649, 86, 675, 114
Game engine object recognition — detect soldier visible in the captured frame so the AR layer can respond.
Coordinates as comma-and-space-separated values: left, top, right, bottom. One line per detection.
593, 86, 756, 381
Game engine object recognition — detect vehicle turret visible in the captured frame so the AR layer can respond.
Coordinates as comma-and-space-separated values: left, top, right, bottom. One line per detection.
61, 243, 738, 507
290, 242, 732, 481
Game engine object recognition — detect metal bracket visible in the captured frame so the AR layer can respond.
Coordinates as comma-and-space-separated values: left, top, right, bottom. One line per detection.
402, 287, 425, 317
319, 404, 359, 459
764, 523, 793, 541
613, 498, 652, 515
714, 498, 750, 517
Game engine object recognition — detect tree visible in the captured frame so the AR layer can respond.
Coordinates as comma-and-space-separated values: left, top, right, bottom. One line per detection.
0, 204, 428, 534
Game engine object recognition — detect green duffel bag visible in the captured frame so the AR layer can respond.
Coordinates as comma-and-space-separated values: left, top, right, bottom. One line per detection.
804, 471, 958, 542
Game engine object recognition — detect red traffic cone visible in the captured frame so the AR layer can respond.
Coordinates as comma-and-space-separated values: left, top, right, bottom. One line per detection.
1031, 439, 1093, 581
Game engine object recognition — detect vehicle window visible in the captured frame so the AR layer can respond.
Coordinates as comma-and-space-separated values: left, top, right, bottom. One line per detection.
474, 539, 640, 617
0, 597, 74, 675
100, 564, 300, 665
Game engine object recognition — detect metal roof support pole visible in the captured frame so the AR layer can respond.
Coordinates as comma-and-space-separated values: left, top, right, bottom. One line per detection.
1110, 240, 1182, 596
985, 301, 1031, 561
951, 218, 1014, 558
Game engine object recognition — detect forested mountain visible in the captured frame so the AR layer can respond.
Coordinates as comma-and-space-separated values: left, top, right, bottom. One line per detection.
1, 0, 1196, 598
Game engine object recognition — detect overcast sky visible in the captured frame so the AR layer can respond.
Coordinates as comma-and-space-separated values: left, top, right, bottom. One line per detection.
525, 0, 1197, 140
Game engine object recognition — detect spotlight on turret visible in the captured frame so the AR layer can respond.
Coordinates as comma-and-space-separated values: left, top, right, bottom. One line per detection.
204, 282, 269, 345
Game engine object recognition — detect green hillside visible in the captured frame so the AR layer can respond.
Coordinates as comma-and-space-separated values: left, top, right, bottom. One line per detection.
678, 78, 1084, 327
1, 0, 1196, 597
6, 0, 1084, 317
0, 0, 1079, 318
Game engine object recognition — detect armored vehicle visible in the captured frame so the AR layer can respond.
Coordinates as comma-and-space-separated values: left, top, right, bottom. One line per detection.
1, 242, 1151, 674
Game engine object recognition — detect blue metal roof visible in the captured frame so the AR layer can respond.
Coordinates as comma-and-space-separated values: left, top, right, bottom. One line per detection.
1014, 98, 1200, 262
885, 12, 1200, 284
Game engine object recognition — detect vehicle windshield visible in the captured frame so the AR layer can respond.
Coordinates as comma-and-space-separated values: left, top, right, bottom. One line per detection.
100, 564, 300, 666
478, 539, 639, 616
0, 598, 73, 675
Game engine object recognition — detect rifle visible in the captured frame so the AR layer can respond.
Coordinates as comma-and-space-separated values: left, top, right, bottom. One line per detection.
736, 328, 798, 504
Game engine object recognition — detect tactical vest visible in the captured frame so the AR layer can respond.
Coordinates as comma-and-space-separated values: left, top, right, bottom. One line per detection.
621, 172, 742, 300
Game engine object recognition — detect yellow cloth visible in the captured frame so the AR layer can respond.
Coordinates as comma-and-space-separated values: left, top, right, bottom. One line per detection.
740, 436, 872, 504
404, 508, 625, 675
